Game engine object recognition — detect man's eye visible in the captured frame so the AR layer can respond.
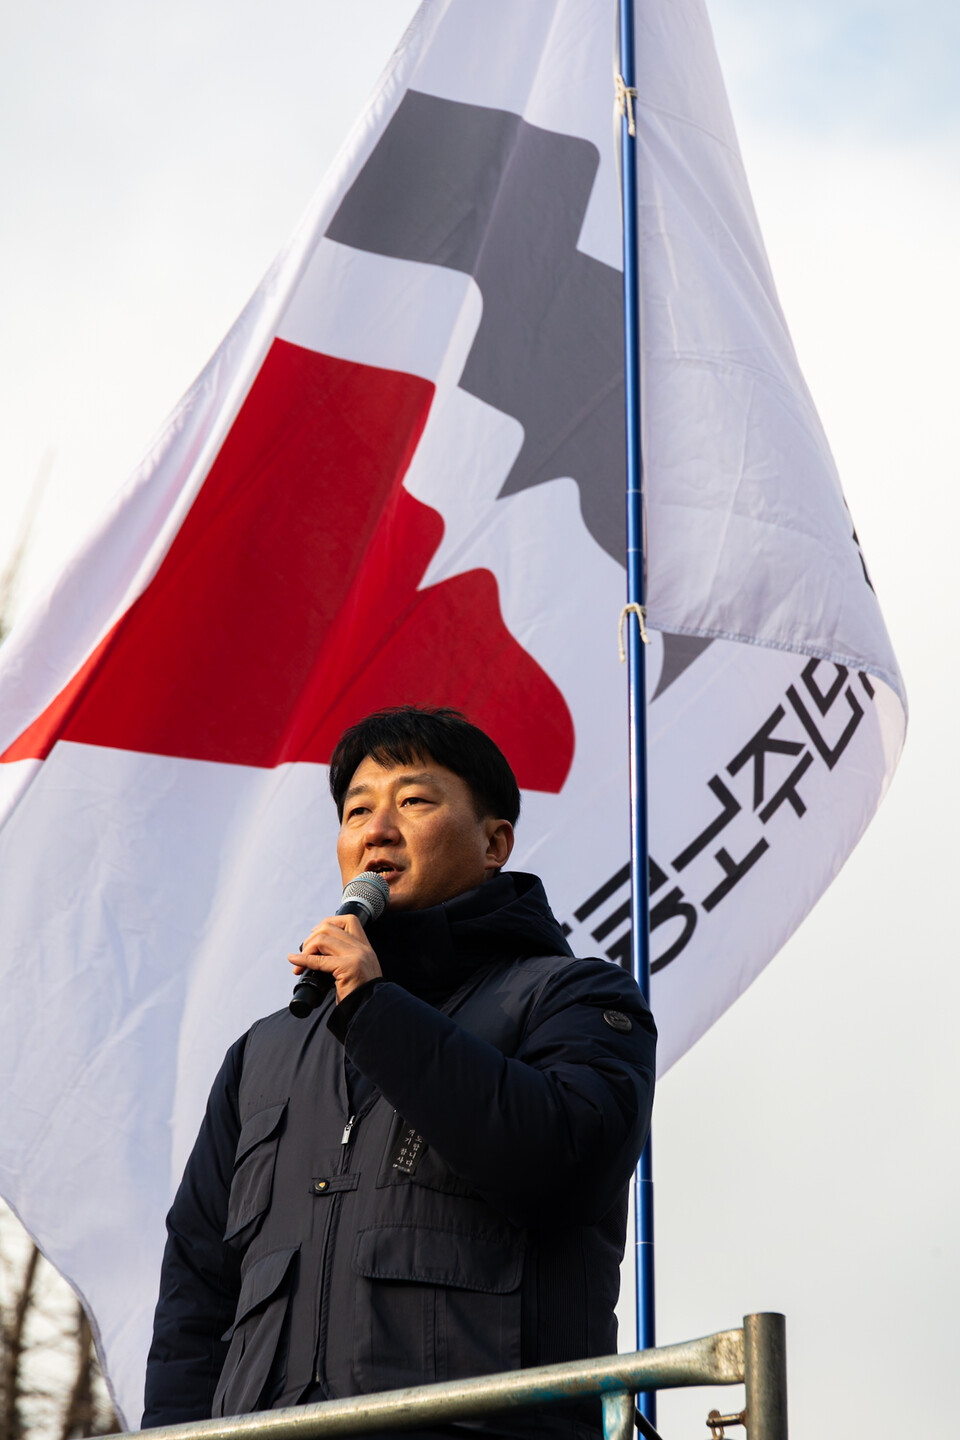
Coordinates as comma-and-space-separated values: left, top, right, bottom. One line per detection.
346, 806, 369, 820
401, 795, 427, 807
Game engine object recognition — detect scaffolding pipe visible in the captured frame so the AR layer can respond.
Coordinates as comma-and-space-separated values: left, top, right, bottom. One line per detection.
116, 1315, 786, 1440
744, 1312, 788, 1440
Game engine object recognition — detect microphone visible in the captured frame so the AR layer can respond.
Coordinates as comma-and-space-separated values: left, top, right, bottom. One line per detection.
289, 872, 391, 1019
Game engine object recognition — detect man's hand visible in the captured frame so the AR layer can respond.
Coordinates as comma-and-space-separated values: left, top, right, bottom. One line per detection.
289, 915, 383, 1003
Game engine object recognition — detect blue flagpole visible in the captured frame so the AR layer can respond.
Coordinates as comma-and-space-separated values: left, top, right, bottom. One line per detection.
617, 1, 656, 1430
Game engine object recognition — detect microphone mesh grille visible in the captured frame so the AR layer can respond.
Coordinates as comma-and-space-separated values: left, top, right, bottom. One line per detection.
342, 872, 390, 920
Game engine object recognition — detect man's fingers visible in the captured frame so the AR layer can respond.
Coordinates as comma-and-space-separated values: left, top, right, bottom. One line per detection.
299, 913, 364, 953
286, 912, 382, 1003
287, 954, 327, 974
288, 945, 338, 970
290, 913, 372, 971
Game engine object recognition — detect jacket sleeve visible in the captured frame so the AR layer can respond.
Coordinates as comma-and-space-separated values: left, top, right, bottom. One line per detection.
342, 959, 656, 1226
141, 1035, 246, 1428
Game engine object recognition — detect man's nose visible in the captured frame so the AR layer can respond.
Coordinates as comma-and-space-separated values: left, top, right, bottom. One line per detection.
362, 805, 400, 844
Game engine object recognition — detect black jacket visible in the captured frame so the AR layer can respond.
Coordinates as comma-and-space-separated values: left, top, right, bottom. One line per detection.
143, 873, 656, 1439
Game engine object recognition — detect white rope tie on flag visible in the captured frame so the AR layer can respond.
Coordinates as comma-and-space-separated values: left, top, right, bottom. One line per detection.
618, 602, 649, 661
615, 73, 637, 137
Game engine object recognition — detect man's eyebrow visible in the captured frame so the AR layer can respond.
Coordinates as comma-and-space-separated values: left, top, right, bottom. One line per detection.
342, 772, 440, 802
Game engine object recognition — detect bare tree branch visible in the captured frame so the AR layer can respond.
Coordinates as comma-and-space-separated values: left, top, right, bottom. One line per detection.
59, 1305, 94, 1440
0, 1242, 40, 1440
0, 1210, 119, 1440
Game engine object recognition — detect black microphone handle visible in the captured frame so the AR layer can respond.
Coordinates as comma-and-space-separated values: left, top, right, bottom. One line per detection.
289, 899, 373, 1018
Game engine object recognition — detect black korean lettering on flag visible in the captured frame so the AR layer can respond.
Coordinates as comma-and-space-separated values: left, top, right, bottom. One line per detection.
568, 859, 697, 974
671, 775, 741, 869
727, 706, 814, 822
560, 658, 880, 977
649, 859, 698, 973
787, 660, 865, 769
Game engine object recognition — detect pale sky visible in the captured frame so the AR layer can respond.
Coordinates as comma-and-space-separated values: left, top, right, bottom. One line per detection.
1, 3, 958, 1436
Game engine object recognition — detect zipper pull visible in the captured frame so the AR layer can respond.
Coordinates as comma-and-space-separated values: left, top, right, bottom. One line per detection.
341, 1114, 357, 1146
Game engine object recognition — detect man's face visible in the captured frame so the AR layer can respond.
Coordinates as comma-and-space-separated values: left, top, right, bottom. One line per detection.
336, 753, 514, 911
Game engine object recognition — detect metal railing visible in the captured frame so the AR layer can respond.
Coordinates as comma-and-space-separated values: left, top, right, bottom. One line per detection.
124, 1313, 786, 1440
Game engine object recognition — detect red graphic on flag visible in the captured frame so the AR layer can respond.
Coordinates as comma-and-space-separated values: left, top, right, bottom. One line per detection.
4, 341, 574, 792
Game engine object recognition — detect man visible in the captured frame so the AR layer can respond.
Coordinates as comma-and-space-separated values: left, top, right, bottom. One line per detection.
143, 707, 656, 1440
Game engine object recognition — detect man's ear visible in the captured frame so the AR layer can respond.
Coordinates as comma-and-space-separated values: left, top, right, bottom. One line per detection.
483, 819, 514, 872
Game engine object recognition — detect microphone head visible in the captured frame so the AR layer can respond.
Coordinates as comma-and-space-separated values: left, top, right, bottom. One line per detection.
342, 872, 390, 921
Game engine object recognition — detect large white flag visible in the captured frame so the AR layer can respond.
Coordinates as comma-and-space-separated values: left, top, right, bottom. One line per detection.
0, 0, 904, 1422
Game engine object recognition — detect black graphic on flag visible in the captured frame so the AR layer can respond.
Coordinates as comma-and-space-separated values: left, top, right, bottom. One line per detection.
328, 88, 714, 698
652, 632, 714, 698
328, 89, 625, 561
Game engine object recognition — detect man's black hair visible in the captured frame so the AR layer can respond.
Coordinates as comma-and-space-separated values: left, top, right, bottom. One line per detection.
329, 707, 521, 825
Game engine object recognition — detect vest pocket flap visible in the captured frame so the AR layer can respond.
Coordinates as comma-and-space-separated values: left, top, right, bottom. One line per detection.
222, 1245, 299, 1340
354, 1225, 523, 1294
234, 1101, 287, 1165
224, 1102, 288, 1243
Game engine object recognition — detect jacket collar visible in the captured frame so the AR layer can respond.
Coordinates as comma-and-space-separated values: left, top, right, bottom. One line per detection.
365, 871, 572, 1004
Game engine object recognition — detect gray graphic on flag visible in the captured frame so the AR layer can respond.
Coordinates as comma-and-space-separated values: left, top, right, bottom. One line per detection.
327, 88, 711, 696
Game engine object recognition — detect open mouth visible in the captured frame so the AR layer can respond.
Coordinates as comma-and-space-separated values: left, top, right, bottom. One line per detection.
365, 861, 401, 880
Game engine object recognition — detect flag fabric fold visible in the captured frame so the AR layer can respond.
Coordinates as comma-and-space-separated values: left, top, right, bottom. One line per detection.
0, 0, 904, 1422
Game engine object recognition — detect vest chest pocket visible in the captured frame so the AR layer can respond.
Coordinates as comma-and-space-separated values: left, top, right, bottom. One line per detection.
351, 1224, 524, 1391
224, 1100, 288, 1248
376, 1114, 479, 1200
